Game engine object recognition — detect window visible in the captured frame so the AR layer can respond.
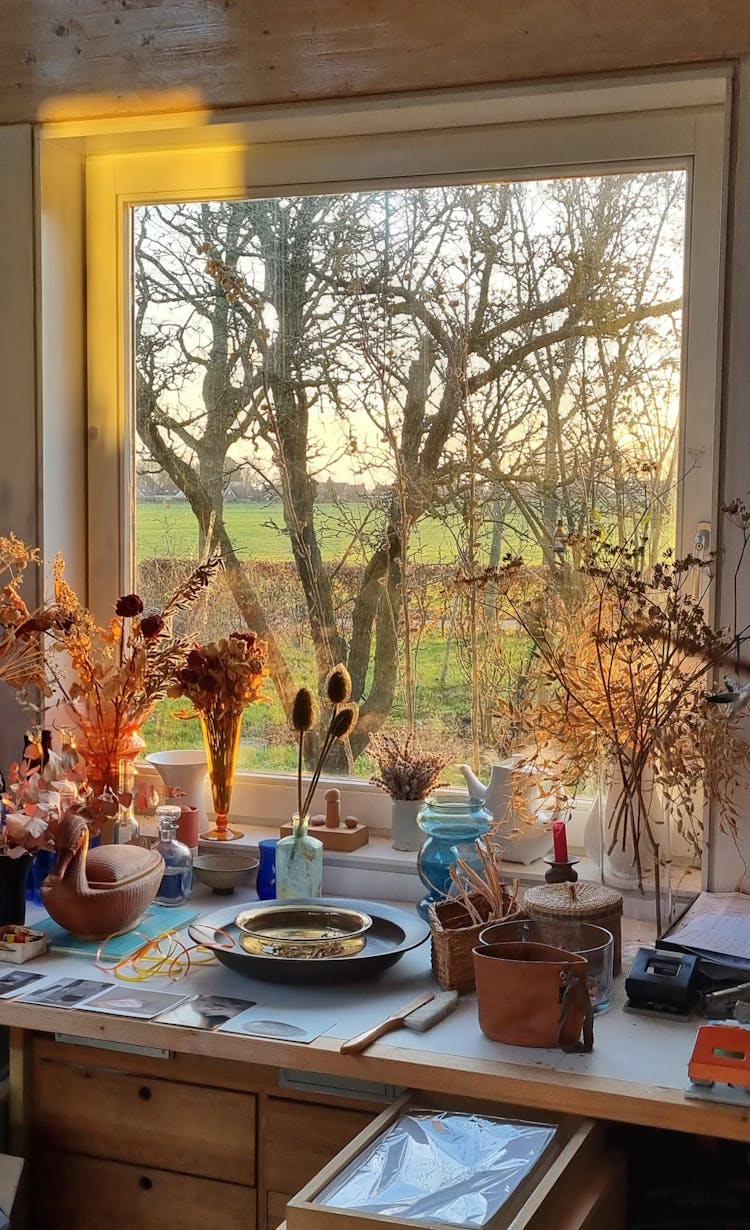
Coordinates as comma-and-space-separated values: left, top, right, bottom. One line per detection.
79, 77, 728, 806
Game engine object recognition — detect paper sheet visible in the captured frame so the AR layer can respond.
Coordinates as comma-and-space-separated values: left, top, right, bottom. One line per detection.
665, 892, 750, 961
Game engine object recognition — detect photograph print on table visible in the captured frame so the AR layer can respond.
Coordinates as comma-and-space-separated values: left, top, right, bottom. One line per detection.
16, 977, 111, 1008
157, 994, 256, 1030
219, 1006, 336, 1044
0, 969, 46, 997
80, 986, 190, 1019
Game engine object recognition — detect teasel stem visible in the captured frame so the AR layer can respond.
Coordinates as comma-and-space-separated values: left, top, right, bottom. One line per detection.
301, 705, 339, 819
297, 729, 304, 824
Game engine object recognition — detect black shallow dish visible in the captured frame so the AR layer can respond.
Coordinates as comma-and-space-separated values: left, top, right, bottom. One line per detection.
189, 897, 429, 985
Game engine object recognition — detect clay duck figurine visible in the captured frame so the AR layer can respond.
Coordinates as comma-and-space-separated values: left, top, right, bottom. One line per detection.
41, 813, 165, 940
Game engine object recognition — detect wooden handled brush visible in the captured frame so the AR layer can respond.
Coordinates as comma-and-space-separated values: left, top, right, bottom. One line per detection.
340, 990, 458, 1055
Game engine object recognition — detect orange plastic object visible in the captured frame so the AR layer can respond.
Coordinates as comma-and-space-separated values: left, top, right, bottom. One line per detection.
688, 1024, 750, 1088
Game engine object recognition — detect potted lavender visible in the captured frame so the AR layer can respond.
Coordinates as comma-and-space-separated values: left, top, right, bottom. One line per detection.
368, 735, 448, 852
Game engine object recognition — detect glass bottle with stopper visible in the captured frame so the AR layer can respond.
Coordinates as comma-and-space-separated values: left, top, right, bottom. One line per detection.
154, 805, 193, 906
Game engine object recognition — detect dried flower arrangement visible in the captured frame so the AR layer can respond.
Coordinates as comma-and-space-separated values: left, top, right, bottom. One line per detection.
368, 734, 449, 801
290, 665, 358, 822
167, 632, 268, 839
47, 556, 224, 795
2, 730, 99, 857
0, 535, 57, 701
486, 530, 747, 930
168, 632, 268, 717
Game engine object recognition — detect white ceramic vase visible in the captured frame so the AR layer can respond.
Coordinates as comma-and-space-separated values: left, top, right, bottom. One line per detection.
391, 798, 424, 852
146, 750, 210, 836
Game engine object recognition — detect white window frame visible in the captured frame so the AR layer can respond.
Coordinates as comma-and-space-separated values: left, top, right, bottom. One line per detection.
37, 70, 731, 839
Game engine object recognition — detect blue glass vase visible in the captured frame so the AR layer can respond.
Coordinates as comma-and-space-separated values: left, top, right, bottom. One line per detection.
27, 849, 55, 906
417, 797, 492, 919
256, 839, 278, 900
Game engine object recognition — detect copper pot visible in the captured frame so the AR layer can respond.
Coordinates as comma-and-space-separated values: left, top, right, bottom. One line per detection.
473, 940, 589, 1049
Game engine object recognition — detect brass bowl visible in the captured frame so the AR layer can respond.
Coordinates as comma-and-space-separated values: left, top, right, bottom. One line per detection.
234, 903, 373, 960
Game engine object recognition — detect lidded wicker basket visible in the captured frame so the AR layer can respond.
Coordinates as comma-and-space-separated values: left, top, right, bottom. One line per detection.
523, 881, 623, 974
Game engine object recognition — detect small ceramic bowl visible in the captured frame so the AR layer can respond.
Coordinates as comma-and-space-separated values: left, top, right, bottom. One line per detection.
193, 852, 260, 896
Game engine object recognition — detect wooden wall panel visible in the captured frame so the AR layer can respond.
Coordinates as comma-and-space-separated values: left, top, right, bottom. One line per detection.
0, 126, 38, 769
0, 1, 747, 125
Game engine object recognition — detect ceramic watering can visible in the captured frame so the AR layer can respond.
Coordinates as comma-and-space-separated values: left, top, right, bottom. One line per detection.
458, 760, 554, 865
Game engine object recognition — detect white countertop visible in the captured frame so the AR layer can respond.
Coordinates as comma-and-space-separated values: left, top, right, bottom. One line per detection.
13, 889, 693, 1093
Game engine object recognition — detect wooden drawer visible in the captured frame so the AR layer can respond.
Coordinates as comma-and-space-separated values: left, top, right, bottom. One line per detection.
34, 1151, 256, 1230
32, 1055, 256, 1185
286, 1095, 625, 1230
264, 1097, 374, 1194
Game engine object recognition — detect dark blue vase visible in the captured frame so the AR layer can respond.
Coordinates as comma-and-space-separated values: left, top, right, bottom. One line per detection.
0, 856, 31, 927
256, 839, 278, 900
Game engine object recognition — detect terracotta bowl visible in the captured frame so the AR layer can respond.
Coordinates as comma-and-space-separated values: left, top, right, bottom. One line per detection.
193, 852, 260, 896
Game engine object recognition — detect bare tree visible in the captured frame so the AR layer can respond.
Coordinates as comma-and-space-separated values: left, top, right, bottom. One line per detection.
134, 171, 685, 769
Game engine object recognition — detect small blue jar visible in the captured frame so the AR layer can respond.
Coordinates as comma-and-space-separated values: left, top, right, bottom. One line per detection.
416, 797, 492, 919
256, 838, 278, 900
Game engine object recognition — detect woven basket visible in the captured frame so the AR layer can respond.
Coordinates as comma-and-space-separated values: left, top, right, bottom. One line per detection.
524, 881, 623, 974
429, 892, 524, 992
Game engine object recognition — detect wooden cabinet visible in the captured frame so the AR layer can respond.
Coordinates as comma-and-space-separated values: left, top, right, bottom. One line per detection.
29, 1039, 259, 1230
24, 1038, 379, 1230
21, 1037, 626, 1230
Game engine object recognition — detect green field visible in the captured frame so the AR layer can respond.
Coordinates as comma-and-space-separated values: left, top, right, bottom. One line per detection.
137, 497, 485, 775
136, 499, 523, 565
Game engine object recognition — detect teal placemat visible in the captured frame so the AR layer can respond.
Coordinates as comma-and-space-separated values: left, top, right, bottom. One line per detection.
35, 904, 200, 959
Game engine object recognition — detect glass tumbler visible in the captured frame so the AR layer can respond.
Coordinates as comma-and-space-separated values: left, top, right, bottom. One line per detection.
256, 838, 278, 900
478, 917, 614, 1014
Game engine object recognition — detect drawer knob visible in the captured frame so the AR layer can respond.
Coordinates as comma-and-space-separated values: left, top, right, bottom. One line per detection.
138, 1086, 152, 1101
139, 1177, 153, 1192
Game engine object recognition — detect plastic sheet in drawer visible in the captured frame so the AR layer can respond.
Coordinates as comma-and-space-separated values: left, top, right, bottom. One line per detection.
315, 1108, 557, 1227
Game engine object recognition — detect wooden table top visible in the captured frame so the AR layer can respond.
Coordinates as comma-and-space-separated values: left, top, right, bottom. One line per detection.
3, 892, 749, 1143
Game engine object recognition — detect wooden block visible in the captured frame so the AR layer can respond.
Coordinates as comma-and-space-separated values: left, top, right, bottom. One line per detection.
279, 822, 369, 851
34, 1151, 256, 1230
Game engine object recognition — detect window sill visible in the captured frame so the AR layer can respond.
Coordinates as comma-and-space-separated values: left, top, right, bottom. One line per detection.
185, 821, 702, 919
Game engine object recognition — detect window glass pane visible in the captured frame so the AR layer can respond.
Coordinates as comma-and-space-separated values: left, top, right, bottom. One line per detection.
133, 170, 686, 777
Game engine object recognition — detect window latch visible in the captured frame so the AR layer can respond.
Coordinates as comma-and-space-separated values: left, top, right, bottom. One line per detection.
692, 522, 711, 601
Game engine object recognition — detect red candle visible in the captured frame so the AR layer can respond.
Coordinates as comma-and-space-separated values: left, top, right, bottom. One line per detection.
552, 820, 568, 863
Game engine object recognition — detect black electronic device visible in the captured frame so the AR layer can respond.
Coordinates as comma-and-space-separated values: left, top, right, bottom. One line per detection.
624, 947, 701, 1016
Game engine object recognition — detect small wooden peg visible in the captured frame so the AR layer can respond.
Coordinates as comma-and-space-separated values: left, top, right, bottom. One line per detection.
324, 788, 341, 829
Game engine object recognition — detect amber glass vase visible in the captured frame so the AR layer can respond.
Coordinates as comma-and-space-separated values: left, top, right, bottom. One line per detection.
70, 700, 148, 799
198, 710, 243, 841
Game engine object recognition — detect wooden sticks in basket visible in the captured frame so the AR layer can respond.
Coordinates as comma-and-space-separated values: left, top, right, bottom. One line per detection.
448, 836, 520, 925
